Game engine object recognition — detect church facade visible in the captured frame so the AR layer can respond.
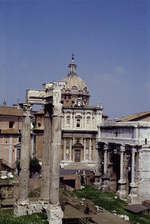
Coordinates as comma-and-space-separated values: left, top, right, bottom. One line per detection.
34, 57, 108, 168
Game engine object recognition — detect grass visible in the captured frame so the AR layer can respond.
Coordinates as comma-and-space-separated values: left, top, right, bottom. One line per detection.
0, 209, 48, 224
1, 185, 150, 223
72, 185, 150, 224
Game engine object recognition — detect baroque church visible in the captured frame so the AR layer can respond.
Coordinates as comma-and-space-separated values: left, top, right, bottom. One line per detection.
34, 56, 108, 168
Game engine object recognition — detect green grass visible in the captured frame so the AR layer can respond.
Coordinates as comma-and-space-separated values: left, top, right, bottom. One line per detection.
0, 210, 48, 224
73, 185, 150, 224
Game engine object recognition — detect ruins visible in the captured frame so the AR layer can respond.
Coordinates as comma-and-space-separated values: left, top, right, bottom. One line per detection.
14, 81, 66, 224
94, 121, 150, 204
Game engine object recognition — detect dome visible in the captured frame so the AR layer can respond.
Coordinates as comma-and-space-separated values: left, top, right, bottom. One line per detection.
61, 56, 90, 107
61, 74, 87, 91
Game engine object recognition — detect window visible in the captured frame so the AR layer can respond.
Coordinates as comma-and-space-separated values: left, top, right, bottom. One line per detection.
87, 116, 90, 125
38, 122, 41, 127
18, 136, 21, 142
9, 122, 14, 128
67, 116, 70, 124
77, 119, 80, 127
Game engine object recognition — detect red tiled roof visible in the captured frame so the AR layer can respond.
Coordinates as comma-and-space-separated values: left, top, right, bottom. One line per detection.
116, 111, 150, 122
0, 106, 22, 116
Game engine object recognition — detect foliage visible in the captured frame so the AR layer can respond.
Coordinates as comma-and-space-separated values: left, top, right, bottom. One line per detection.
30, 157, 41, 175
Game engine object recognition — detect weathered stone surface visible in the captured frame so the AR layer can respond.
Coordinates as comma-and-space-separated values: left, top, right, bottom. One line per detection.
46, 204, 63, 224
14, 201, 49, 216
18, 104, 32, 205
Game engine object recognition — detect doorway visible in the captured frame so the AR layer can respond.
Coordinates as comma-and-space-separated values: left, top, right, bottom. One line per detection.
75, 150, 81, 162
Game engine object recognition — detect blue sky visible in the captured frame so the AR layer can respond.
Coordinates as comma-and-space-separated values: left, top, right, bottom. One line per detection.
0, 0, 149, 119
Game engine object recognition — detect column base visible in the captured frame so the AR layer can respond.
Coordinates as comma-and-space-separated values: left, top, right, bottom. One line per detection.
127, 194, 139, 204
14, 200, 49, 217
93, 182, 101, 189
46, 204, 63, 224
100, 176, 110, 192
127, 183, 138, 204
116, 180, 127, 199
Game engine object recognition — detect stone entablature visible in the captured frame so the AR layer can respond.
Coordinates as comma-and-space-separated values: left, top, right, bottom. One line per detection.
99, 122, 150, 145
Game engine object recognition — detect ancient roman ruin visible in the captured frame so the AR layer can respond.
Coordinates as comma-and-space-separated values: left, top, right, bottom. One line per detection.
94, 121, 150, 204
14, 81, 66, 224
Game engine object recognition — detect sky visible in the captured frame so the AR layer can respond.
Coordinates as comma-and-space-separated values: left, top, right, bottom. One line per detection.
0, 0, 149, 119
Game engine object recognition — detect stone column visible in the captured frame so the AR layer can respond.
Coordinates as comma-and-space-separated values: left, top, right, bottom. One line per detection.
70, 113, 72, 129
89, 139, 92, 161
94, 142, 102, 189
84, 139, 86, 161
63, 138, 66, 161
18, 104, 32, 204
46, 90, 63, 224
41, 104, 52, 201
104, 144, 108, 176
85, 113, 87, 129
14, 104, 32, 216
101, 144, 109, 191
117, 145, 127, 199
127, 147, 138, 204
69, 138, 72, 161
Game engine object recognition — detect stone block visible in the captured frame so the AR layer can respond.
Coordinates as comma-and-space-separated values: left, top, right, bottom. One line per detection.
46, 204, 63, 224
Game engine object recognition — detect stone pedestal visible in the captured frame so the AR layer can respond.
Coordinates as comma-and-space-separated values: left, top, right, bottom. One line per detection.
127, 183, 138, 204
116, 180, 127, 199
14, 200, 49, 216
101, 175, 110, 191
94, 175, 102, 189
46, 204, 63, 224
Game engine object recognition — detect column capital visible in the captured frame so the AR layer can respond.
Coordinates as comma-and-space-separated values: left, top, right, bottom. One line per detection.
120, 145, 125, 152
21, 104, 32, 117
103, 143, 108, 151
131, 146, 137, 153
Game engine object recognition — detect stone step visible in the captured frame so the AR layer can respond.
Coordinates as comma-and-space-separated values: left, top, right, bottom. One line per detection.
1, 199, 16, 206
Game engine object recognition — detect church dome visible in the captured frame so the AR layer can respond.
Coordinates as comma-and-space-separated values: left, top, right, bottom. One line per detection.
61, 56, 90, 107
62, 73, 87, 91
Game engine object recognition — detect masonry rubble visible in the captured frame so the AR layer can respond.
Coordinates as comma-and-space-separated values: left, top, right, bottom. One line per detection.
14, 81, 66, 224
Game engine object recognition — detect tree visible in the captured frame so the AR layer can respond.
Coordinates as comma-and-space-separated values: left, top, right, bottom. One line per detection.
30, 157, 41, 176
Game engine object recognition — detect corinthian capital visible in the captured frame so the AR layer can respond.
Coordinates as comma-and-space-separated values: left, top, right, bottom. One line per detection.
22, 104, 32, 117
